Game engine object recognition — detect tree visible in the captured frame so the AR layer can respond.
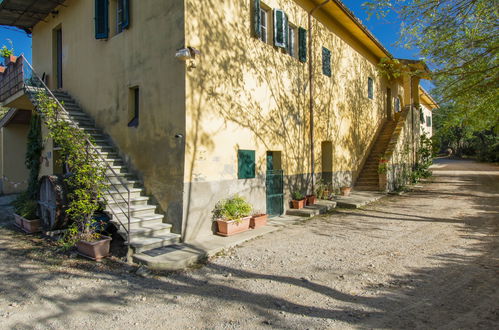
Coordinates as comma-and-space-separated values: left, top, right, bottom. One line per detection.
364, 0, 499, 133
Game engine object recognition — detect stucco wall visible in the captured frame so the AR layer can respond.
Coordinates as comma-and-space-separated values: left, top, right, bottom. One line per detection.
1, 124, 29, 194
182, 0, 400, 241
32, 0, 187, 232
420, 103, 432, 137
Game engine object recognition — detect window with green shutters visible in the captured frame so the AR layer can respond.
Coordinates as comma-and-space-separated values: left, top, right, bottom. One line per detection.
420, 109, 425, 123
368, 77, 374, 99
273, 9, 287, 48
298, 27, 307, 62
95, 0, 109, 39
238, 150, 256, 179
322, 47, 331, 77
426, 116, 432, 127
116, 0, 131, 33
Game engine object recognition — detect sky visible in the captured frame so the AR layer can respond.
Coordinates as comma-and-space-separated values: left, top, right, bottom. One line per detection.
0, 1, 430, 89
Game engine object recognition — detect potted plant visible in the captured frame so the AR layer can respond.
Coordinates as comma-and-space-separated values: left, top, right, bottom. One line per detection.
291, 191, 306, 209
250, 211, 267, 229
306, 194, 317, 205
0, 45, 15, 65
13, 193, 41, 233
213, 195, 252, 236
340, 186, 352, 196
378, 155, 389, 192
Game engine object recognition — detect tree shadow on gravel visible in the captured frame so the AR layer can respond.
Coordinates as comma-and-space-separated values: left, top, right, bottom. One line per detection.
1, 161, 498, 328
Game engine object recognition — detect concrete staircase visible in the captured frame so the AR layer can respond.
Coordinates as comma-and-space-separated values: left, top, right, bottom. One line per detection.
26, 88, 180, 254
355, 120, 398, 191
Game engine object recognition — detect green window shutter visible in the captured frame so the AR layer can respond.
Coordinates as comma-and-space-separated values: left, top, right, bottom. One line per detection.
420, 109, 425, 123
253, 0, 261, 38
427, 116, 432, 127
95, 0, 109, 39
298, 27, 307, 62
122, 0, 130, 29
238, 150, 256, 179
273, 9, 286, 48
368, 77, 374, 99
322, 47, 331, 77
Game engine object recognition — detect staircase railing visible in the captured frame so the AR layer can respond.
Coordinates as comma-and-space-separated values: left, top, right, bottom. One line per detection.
19, 55, 132, 246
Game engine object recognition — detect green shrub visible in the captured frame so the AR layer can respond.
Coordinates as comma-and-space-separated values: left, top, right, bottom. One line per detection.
291, 191, 304, 200
213, 195, 252, 222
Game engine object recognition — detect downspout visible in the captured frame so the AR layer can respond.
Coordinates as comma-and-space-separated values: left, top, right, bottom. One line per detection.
308, 0, 330, 194
410, 75, 416, 167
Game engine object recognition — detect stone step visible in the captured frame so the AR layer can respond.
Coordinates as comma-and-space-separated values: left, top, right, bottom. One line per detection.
353, 185, 379, 191
130, 233, 181, 253
112, 213, 165, 227
103, 187, 144, 199
107, 204, 157, 218
118, 223, 173, 240
105, 195, 150, 207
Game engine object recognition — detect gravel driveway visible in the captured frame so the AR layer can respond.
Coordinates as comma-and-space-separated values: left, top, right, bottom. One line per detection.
0, 158, 498, 329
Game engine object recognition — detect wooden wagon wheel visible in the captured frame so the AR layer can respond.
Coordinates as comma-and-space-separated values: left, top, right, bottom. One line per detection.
38, 175, 70, 231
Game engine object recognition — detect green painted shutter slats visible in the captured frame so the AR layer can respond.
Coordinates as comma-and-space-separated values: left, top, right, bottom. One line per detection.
420, 109, 425, 123
274, 9, 286, 48
254, 0, 261, 38
368, 77, 374, 99
95, 0, 109, 39
298, 27, 307, 62
122, 0, 131, 29
322, 47, 331, 77
238, 150, 256, 179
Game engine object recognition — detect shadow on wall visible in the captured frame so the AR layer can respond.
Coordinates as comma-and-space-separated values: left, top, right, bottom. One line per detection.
182, 0, 388, 239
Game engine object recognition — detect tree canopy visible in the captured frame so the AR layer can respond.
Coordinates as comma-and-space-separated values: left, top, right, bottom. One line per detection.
364, 0, 498, 133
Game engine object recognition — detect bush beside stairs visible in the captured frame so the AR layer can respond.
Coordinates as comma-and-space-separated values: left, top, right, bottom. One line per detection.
26, 87, 180, 256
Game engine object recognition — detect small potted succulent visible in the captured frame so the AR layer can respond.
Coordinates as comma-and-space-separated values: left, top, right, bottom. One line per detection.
213, 195, 252, 236
250, 211, 268, 229
291, 191, 306, 209
13, 193, 41, 233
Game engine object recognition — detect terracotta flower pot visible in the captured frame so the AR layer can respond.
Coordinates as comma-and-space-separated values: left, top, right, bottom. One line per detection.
3, 55, 16, 65
379, 174, 388, 192
76, 236, 112, 261
340, 187, 352, 196
13, 213, 23, 229
306, 195, 317, 205
291, 199, 306, 209
250, 214, 268, 229
22, 218, 41, 233
216, 217, 250, 236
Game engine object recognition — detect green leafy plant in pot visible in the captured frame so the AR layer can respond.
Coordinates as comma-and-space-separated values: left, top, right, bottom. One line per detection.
213, 195, 252, 236
13, 192, 41, 233
291, 191, 306, 209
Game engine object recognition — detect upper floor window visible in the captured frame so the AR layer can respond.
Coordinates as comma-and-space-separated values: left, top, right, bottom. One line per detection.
288, 25, 297, 57
322, 47, 331, 77
426, 116, 432, 127
368, 77, 374, 99
95, 0, 130, 40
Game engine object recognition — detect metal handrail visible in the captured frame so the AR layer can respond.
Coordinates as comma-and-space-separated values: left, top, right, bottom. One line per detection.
20, 55, 132, 245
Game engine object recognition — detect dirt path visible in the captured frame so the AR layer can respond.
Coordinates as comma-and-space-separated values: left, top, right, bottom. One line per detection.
0, 158, 498, 329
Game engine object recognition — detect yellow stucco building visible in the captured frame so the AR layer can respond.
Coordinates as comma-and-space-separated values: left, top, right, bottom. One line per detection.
0, 0, 433, 252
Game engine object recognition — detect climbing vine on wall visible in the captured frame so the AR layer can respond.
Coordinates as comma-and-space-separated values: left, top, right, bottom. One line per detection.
36, 92, 106, 239
25, 111, 43, 200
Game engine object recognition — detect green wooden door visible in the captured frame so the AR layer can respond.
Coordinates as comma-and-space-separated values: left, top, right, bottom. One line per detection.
266, 152, 283, 216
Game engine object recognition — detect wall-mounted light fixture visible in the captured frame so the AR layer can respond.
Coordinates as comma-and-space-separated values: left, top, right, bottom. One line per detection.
175, 47, 201, 61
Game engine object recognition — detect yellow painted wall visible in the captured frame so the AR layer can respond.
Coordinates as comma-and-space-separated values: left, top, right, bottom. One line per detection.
2, 124, 29, 194
184, 0, 401, 185
32, 0, 187, 230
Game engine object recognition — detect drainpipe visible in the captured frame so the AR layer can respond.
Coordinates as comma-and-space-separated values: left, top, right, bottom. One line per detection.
308, 0, 330, 194
410, 75, 416, 166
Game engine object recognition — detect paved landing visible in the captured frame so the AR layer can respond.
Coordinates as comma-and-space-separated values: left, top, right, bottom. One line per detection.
335, 191, 385, 208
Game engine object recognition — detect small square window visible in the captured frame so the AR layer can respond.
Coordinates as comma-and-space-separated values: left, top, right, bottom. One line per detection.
238, 150, 256, 179
368, 77, 374, 99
